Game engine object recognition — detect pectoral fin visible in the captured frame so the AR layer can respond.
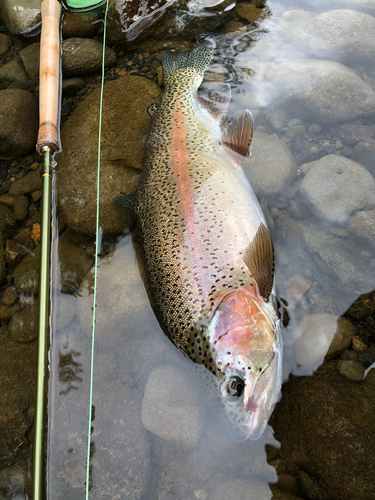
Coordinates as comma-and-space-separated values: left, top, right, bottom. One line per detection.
113, 190, 137, 215
243, 223, 274, 301
221, 110, 254, 167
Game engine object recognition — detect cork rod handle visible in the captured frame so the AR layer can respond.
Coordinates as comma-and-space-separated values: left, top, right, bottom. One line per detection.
36, 0, 62, 154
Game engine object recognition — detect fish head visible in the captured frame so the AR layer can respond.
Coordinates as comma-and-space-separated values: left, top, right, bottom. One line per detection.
208, 287, 282, 441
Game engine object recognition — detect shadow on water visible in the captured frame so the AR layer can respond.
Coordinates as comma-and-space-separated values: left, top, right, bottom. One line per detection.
0, 0, 375, 499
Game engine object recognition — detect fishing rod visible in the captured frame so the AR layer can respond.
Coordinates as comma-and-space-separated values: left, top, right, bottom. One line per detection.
33, 0, 107, 498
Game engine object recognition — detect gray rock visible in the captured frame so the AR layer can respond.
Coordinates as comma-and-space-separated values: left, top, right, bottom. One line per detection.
141, 365, 205, 448
348, 210, 375, 251
0, 90, 38, 160
265, 59, 375, 125
13, 245, 40, 294
278, 10, 316, 36
9, 303, 38, 343
270, 108, 287, 130
294, 314, 356, 371
62, 38, 117, 77
0, 0, 41, 35
352, 139, 375, 176
299, 154, 375, 224
334, 123, 375, 146
13, 196, 28, 221
0, 57, 29, 90
285, 9, 375, 65
272, 363, 375, 500
0, 33, 11, 56
243, 132, 297, 198
9, 166, 41, 196
57, 75, 162, 235
337, 359, 365, 381
19, 43, 40, 80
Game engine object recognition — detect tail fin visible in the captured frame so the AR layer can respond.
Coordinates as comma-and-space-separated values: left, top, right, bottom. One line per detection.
162, 39, 215, 83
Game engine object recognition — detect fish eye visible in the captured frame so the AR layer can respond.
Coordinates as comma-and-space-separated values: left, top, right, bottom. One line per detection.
221, 376, 245, 401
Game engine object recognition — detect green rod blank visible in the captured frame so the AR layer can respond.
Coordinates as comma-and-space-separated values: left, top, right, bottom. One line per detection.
33, 146, 52, 500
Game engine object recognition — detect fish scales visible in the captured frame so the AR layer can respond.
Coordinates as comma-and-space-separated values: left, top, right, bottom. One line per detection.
133, 40, 282, 441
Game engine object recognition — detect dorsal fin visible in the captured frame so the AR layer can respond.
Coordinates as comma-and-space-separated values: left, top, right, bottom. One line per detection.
197, 82, 231, 124
221, 109, 254, 167
243, 223, 274, 301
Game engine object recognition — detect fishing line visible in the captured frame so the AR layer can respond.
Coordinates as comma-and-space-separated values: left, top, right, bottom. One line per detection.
85, 0, 109, 496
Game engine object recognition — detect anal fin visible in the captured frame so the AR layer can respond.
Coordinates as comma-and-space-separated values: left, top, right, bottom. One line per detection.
221, 109, 254, 167
243, 223, 274, 302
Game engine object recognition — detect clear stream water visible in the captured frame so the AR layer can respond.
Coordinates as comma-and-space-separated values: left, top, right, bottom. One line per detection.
2, 0, 375, 498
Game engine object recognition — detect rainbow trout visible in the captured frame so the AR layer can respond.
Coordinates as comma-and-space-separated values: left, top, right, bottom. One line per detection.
116, 40, 282, 441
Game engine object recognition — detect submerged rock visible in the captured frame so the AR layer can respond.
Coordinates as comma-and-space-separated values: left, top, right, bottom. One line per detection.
352, 139, 375, 177
348, 210, 375, 252
243, 132, 297, 198
0, 33, 11, 57
57, 75, 162, 235
299, 155, 375, 224
265, 59, 375, 125
272, 363, 375, 500
294, 313, 355, 371
0, 57, 29, 91
285, 9, 375, 65
9, 303, 38, 343
62, 11, 98, 39
141, 365, 205, 448
0, 0, 41, 35
62, 38, 117, 77
278, 10, 316, 36
19, 43, 40, 80
0, 90, 38, 160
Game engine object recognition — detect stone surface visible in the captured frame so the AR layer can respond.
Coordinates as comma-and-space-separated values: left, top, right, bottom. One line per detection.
294, 313, 356, 371
141, 365, 205, 448
299, 155, 375, 224
352, 139, 375, 176
348, 210, 375, 252
0, 33, 11, 56
19, 43, 40, 80
270, 108, 287, 130
0, 0, 41, 35
62, 11, 97, 39
272, 363, 375, 500
9, 303, 38, 343
9, 166, 41, 196
0, 90, 38, 160
13, 245, 40, 294
243, 132, 297, 198
278, 10, 316, 36
0, 57, 29, 90
265, 59, 375, 125
285, 9, 375, 65
337, 359, 365, 381
62, 38, 118, 77
57, 75, 162, 235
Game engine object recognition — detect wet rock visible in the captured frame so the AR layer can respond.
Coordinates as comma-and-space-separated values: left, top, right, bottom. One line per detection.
352, 139, 375, 176
348, 210, 375, 252
285, 9, 375, 65
0, 332, 36, 468
265, 59, 375, 125
57, 75, 162, 235
9, 166, 41, 196
243, 132, 297, 198
272, 363, 375, 500
58, 231, 94, 294
0, 0, 41, 35
62, 38, 117, 77
141, 365, 205, 448
294, 314, 356, 371
337, 359, 365, 381
278, 10, 316, 36
62, 11, 98, 39
0, 33, 11, 56
0, 90, 38, 160
9, 303, 38, 343
234, 3, 265, 23
299, 155, 375, 224
13, 245, 40, 294
14, 195, 28, 221
107, 0, 234, 52
0, 57, 29, 90
334, 122, 375, 146
19, 43, 40, 80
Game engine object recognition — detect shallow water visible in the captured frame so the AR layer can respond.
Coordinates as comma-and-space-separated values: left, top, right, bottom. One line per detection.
1, 0, 375, 498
